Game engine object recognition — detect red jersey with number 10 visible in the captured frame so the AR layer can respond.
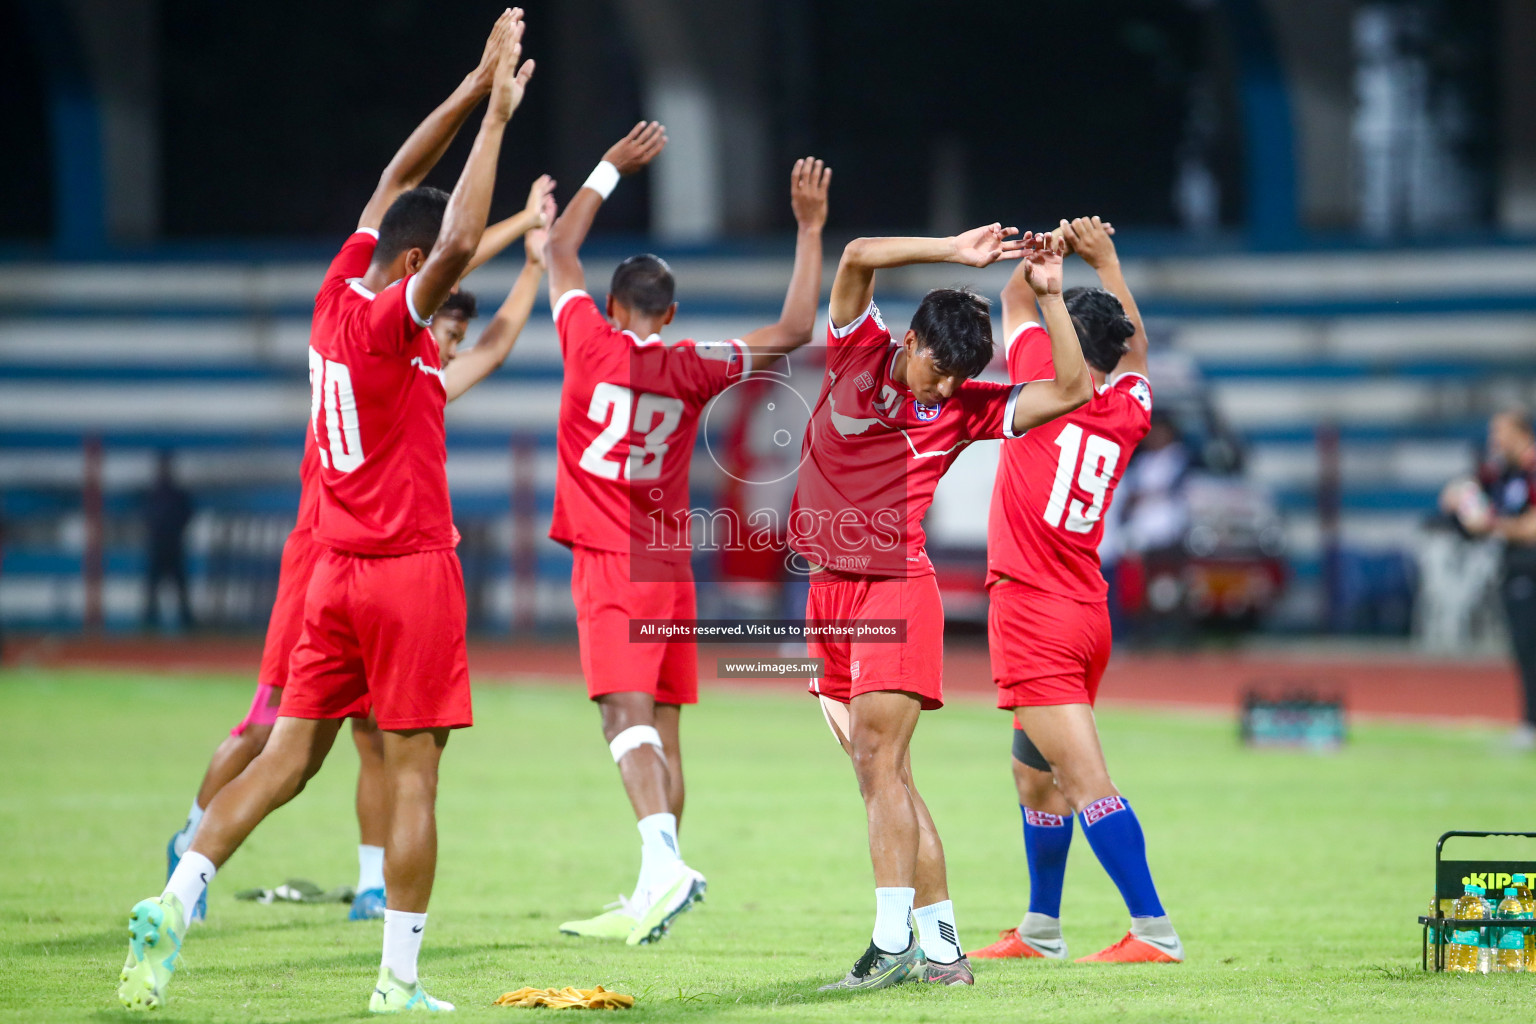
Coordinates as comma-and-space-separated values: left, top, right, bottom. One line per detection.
986, 321, 1152, 601
306, 230, 456, 556
789, 302, 1024, 577
549, 289, 750, 564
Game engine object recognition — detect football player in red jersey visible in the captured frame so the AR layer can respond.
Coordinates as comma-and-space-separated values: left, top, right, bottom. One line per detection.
165, 174, 554, 927
970, 216, 1183, 966
544, 122, 832, 946
795, 230, 1092, 990
120, 10, 535, 1014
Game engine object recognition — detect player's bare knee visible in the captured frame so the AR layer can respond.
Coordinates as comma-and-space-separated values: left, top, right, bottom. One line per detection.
598, 692, 655, 741
1015, 763, 1057, 807
1056, 769, 1117, 813
237, 722, 274, 756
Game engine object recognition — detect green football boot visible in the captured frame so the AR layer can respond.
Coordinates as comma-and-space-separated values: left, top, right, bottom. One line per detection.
117, 894, 186, 1010
368, 967, 455, 1014
625, 866, 707, 946
559, 897, 639, 940
819, 934, 924, 991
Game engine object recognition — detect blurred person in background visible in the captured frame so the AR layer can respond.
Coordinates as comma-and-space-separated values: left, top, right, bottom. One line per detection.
142, 450, 194, 631
1441, 407, 1536, 749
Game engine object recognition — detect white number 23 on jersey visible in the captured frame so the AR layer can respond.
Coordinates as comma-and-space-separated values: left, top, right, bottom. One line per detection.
579, 382, 685, 482
1043, 423, 1122, 533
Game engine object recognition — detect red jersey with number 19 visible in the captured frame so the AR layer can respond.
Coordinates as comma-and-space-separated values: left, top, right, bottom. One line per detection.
549, 289, 750, 563
986, 320, 1152, 601
306, 229, 456, 556
789, 302, 1024, 577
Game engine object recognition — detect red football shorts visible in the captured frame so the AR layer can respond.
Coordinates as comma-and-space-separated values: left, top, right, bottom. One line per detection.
571, 545, 698, 705
281, 547, 472, 730
255, 526, 325, 690
988, 578, 1111, 709
806, 571, 945, 711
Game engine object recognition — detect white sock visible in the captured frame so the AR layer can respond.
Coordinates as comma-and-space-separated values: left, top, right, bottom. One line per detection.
381, 910, 427, 986
914, 899, 963, 963
1131, 915, 1178, 941
872, 887, 915, 954
1018, 911, 1068, 957
357, 844, 386, 894
1019, 911, 1063, 941
163, 851, 215, 929
172, 799, 204, 857
632, 813, 681, 903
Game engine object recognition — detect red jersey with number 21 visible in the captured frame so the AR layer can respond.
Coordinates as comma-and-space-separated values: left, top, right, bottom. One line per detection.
986, 320, 1151, 601
789, 302, 1024, 577
306, 230, 456, 556
549, 289, 749, 563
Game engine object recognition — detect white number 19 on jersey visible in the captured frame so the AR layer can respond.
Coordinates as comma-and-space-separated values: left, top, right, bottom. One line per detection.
1043, 422, 1122, 534
309, 346, 365, 473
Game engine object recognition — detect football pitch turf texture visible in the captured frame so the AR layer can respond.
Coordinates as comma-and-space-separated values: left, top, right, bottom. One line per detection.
2, 668, 1531, 1022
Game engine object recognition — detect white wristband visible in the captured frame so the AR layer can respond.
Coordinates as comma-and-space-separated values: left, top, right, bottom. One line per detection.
583, 161, 621, 200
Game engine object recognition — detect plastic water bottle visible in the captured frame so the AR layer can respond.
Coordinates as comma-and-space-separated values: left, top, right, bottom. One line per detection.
1497, 887, 1532, 972
1448, 884, 1492, 973
1515, 874, 1536, 961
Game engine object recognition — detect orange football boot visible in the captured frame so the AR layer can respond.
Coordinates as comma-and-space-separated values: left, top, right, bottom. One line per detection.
970, 928, 1063, 960
1075, 932, 1183, 963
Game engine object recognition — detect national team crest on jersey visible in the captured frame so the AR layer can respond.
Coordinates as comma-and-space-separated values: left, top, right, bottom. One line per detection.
694, 340, 744, 375
913, 400, 942, 422
1127, 378, 1152, 412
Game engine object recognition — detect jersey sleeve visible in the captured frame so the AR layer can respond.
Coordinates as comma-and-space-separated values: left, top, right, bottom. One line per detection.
1107, 370, 1153, 422
552, 289, 613, 360
671, 338, 751, 403
955, 379, 1027, 441
362, 273, 431, 356
319, 230, 379, 297
1003, 320, 1055, 383
825, 301, 893, 372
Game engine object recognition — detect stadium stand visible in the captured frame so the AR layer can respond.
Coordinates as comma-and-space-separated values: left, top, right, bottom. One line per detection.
3, 247, 1534, 634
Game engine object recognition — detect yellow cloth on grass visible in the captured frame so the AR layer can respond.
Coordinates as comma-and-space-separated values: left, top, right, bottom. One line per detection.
494, 986, 634, 1009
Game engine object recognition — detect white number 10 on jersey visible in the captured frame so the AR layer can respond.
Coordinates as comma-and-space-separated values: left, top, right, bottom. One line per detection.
1043, 422, 1122, 534
309, 347, 365, 473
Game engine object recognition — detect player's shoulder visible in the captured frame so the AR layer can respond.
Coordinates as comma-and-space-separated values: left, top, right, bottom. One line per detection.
1103, 370, 1153, 414
552, 289, 610, 330
829, 300, 891, 342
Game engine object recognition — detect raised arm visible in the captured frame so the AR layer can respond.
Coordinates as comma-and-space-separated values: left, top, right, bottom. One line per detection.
1009, 232, 1092, 434
1061, 215, 1147, 377
445, 212, 553, 402
738, 158, 831, 372
828, 224, 1026, 328
356, 10, 513, 232
411, 17, 535, 322
463, 174, 555, 276
546, 121, 668, 304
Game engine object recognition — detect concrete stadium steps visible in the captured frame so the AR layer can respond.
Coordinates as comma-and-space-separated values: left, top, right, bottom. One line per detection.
4, 247, 1535, 632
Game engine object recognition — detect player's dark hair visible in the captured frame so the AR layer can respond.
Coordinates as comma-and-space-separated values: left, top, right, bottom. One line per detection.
910, 287, 994, 380
375, 186, 450, 264
438, 290, 478, 320
1064, 286, 1137, 373
610, 254, 675, 315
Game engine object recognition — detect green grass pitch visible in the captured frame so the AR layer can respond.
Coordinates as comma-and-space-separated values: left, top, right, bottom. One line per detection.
2, 666, 1533, 1022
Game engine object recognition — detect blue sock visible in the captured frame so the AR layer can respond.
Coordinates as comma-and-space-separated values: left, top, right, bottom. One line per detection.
1021, 806, 1073, 918
1079, 796, 1164, 918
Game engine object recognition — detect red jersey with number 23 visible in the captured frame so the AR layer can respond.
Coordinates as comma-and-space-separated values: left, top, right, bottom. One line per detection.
549, 289, 749, 563
306, 229, 456, 556
789, 302, 1024, 577
986, 320, 1151, 601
